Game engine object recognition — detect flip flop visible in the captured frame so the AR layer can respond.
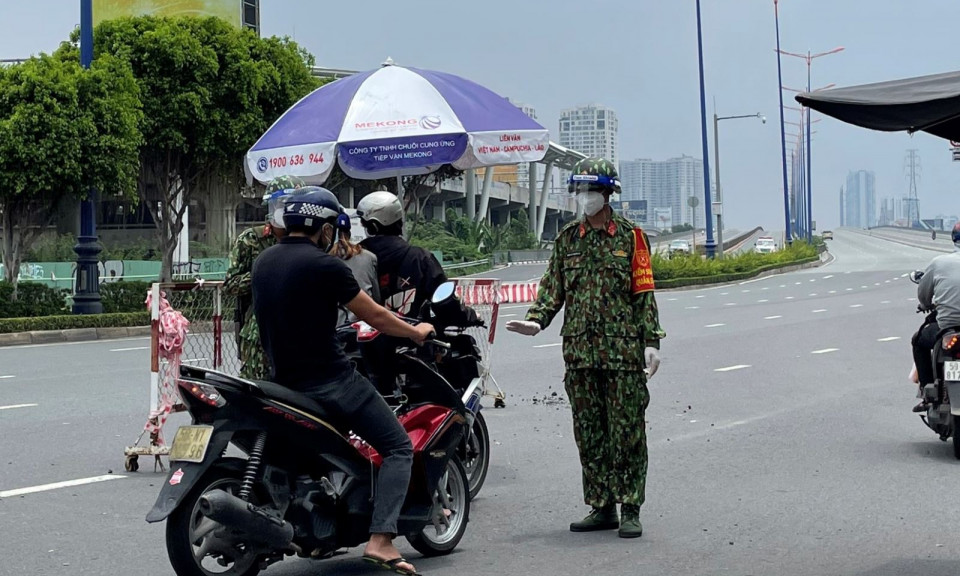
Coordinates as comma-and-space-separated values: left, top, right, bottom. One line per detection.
362, 554, 422, 576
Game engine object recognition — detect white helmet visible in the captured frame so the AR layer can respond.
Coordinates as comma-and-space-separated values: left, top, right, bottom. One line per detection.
356, 191, 404, 230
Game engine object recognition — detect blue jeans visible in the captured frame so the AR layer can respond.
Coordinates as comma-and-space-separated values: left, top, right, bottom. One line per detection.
302, 369, 413, 535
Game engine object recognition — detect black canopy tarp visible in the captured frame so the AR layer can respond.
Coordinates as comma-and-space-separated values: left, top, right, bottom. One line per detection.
796, 70, 960, 142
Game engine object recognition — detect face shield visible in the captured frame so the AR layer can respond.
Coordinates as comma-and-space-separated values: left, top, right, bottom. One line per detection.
262, 189, 294, 229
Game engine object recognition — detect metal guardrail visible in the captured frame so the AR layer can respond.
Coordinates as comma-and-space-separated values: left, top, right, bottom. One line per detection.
442, 259, 492, 272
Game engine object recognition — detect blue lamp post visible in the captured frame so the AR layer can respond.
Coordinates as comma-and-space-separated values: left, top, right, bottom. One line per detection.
773, 0, 792, 244
696, 0, 716, 258
73, 0, 102, 314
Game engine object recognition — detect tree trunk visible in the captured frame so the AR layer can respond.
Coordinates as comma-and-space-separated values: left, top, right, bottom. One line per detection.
0, 198, 52, 299
141, 157, 190, 283
201, 165, 239, 254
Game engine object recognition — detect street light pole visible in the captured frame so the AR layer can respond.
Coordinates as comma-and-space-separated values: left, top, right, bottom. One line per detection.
778, 46, 844, 241
696, 0, 716, 258
713, 112, 765, 259
773, 0, 791, 245
73, 0, 102, 314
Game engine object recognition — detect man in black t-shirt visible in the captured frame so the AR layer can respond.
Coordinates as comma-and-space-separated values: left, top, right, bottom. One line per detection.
253, 187, 432, 576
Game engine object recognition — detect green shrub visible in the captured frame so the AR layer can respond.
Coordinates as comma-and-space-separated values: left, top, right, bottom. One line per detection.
0, 311, 150, 334
100, 281, 152, 313
0, 282, 70, 318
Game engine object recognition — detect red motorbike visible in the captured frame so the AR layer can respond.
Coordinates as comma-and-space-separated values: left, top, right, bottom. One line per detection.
146, 285, 470, 576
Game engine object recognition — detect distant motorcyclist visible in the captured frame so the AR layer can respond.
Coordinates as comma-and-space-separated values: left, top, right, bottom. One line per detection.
912, 221, 960, 411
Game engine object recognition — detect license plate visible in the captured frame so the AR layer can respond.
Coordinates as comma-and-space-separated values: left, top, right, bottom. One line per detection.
945, 361, 960, 382
169, 425, 214, 463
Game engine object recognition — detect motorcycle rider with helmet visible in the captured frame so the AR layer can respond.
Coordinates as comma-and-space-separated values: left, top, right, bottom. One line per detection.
251, 187, 433, 575
356, 191, 448, 316
912, 221, 960, 412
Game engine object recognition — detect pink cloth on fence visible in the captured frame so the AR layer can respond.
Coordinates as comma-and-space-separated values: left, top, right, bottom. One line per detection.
144, 290, 190, 444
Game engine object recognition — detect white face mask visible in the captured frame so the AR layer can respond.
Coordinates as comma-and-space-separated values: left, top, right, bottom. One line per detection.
577, 191, 606, 216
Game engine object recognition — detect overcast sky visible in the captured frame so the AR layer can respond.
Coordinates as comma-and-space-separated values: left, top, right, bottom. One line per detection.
3, 0, 959, 231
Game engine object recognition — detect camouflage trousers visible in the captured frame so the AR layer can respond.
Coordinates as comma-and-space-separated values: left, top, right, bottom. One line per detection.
238, 317, 270, 381
564, 368, 650, 508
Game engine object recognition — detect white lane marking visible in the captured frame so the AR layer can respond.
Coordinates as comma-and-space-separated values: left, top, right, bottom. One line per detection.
0, 403, 37, 411
0, 475, 126, 498
667, 298, 678, 301
874, 283, 881, 286
110, 346, 148, 352
878, 337, 901, 342
850, 304, 864, 308
765, 315, 783, 320
720, 292, 729, 296
906, 298, 916, 302
715, 364, 751, 372
741, 289, 751, 293
809, 293, 818, 297
901, 273, 909, 278
696, 295, 705, 299
704, 323, 726, 328
779, 285, 786, 288
795, 282, 802, 285
500, 304, 531, 310
845, 288, 854, 291
829, 290, 837, 294
685, 306, 700, 310
861, 285, 869, 289
500, 314, 517, 318
823, 275, 834, 279
812, 309, 827, 313
811, 348, 839, 355
0, 375, 15, 380
724, 303, 737, 306
533, 343, 562, 349
758, 299, 769, 303
880, 300, 891, 304
809, 279, 816, 283
182, 358, 210, 363
785, 296, 795, 300
762, 287, 769, 291
885, 280, 891, 284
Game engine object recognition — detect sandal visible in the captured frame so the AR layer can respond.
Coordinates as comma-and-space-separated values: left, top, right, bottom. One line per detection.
362, 554, 421, 576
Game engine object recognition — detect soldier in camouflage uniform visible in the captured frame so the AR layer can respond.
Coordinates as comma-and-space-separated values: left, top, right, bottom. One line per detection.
506, 157, 665, 539
224, 175, 304, 380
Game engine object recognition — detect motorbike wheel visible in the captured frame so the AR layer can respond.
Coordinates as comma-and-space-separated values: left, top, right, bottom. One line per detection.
165, 464, 262, 576
406, 455, 470, 557
460, 412, 490, 500
953, 416, 960, 460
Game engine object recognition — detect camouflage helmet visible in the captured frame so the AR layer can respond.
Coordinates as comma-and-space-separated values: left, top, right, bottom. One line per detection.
568, 157, 621, 195
263, 175, 305, 200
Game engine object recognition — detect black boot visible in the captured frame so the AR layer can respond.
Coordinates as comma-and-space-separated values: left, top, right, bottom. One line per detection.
569, 504, 619, 532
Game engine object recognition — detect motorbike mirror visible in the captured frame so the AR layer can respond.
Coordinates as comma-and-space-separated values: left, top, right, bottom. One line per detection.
909, 270, 924, 284
431, 281, 457, 304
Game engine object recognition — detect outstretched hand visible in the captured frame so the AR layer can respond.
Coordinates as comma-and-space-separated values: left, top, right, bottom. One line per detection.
506, 320, 541, 337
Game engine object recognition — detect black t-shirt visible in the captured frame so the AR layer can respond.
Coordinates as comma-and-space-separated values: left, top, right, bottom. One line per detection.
360, 235, 447, 316
252, 236, 361, 388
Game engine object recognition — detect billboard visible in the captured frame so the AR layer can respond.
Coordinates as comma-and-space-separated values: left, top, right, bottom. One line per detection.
92, 1, 253, 29
653, 207, 673, 231
614, 200, 647, 226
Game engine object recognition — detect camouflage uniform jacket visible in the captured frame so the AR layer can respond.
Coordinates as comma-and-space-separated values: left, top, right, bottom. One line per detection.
525, 212, 666, 370
224, 225, 277, 326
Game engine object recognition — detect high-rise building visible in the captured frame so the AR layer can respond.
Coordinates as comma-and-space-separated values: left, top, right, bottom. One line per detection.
619, 156, 704, 228
844, 170, 876, 228
508, 99, 538, 189
559, 104, 619, 167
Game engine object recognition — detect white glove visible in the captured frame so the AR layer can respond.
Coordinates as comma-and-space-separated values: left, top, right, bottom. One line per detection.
644, 347, 661, 378
506, 320, 541, 336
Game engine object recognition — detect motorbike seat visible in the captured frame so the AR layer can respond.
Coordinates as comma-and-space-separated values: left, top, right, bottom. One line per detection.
252, 380, 340, 427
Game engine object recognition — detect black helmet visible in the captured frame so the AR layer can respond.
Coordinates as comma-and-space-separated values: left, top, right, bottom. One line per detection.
952, 221, 960, 244
282, 186, 342, 233
568, 157, 621, 194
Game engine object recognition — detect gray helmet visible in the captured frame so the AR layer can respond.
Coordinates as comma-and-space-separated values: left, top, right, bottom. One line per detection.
356, 191, 404, 230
